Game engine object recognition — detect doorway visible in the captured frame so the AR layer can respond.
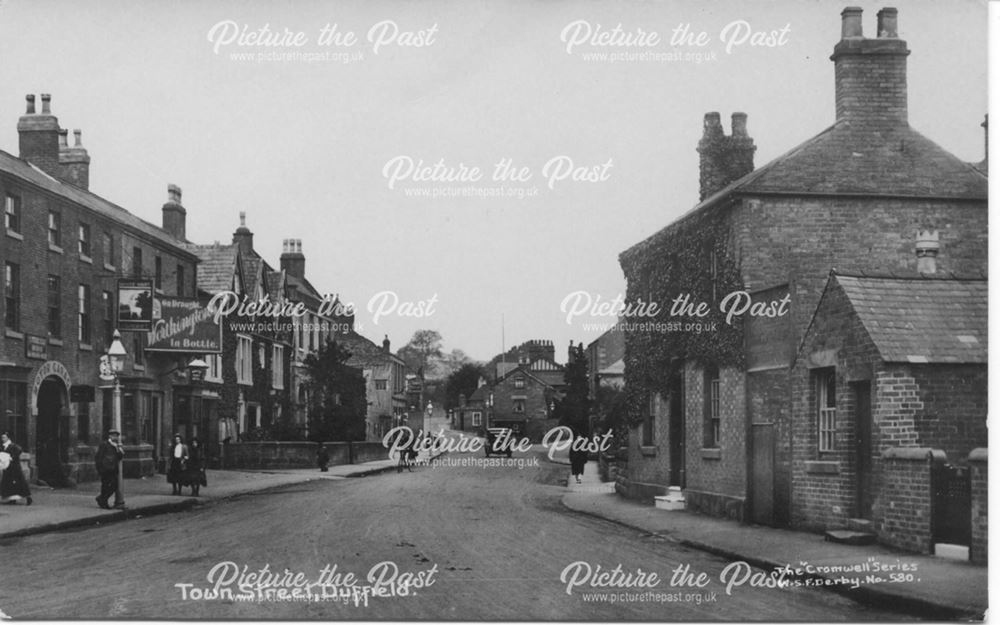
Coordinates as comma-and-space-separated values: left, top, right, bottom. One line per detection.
35, 377, 67, 486
853, 381, 873, 519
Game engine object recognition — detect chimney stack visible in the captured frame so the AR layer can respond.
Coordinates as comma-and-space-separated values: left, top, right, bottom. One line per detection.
161, 184, 186, 241
697, 111, 756, 200
232, 212, 254, 255
59, 128, 90, 190
831, 7, 909, 126
280, 238, 306, 280
382, 335, 391, 353
915, 230, 939, 274
18, 93, 62, 177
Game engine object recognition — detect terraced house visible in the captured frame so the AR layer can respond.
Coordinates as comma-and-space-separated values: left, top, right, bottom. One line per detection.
617, 8, 987, 557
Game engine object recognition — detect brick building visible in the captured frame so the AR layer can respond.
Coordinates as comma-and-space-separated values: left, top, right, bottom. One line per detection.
617, 5, 987, 550
0, 94, 201, 483
793, 273, 987, 552
337, 332, 408, 441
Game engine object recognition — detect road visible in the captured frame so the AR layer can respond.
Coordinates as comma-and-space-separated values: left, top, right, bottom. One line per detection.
2, 448, 912, 621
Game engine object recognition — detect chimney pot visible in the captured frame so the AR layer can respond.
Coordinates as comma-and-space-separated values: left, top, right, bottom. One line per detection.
841, 7, 864, 39
167, 184, 182, 205
731, 112, 749, 137
40, 93, 51, 114
58, 129, 69, 149
73, 129, 82, 147
876, 7, 898, 38
25, 94, 35, 114
702, 112, 723, 138
239, 211, 246, 227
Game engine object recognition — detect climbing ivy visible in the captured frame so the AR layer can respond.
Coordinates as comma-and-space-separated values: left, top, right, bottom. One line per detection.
619, 201, 745, 427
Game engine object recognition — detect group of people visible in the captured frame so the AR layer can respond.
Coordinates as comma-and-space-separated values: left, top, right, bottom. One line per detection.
166, 434, 207, 496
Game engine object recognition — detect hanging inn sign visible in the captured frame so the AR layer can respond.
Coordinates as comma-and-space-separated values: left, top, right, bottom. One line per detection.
145, 297, 222, 354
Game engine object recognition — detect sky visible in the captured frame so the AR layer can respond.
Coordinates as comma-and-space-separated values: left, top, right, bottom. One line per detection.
0, 0, 988, 363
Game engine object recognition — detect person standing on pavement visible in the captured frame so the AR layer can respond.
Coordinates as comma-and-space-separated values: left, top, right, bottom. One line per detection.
569, 435, 588, 484
94, 429, 124, 509
316, 443, 330, 472
0, 432, 32, 505
184, 437, 207, 496
167, 434, 189, 495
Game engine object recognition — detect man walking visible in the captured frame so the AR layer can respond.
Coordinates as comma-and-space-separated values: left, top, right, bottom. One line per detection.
95, 429, 124, 509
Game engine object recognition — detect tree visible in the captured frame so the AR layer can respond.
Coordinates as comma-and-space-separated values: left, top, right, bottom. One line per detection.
594, 384, 628, 450
437, 348, 473, 379
397, 330, 444, 377
553, 342, 591, 435
302, 340, 368, 442
445, 363, 486, 409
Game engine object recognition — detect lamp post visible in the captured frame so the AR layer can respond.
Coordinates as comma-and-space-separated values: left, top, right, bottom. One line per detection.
107, 330, 127, 507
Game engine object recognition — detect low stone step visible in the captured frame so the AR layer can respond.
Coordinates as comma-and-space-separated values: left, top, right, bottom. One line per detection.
934, 543, 969, 561
824, 529, 876, 546
654, 494, 685, 511
847, 517, 873, 533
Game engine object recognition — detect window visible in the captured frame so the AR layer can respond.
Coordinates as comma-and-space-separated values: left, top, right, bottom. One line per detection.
472, 411, 482, 426
177, 265, 185, 297
132, 246, 143, 277
102, 232, 114, 267
514, 376, 525, 389
236, 335, 252, 384
704, 365, 720, 447
102, 291, 114, 346
0, 381, 28, 445
272, 344, 284, 389
78, 284, 91, 344
642, 394, 655, 446
513, 399, 525, 413
4, 194, 20, 233
78, 223, 91, 258
47, 275, 61, 337
132, 333, 144, 367
375, 379, 388, 390
4, 262, 19, 331
48, 211, 61, 248
205, 354, 223, 382
154, 256, 162, 290
817, 368, 836, 453
258, 343, 266, 368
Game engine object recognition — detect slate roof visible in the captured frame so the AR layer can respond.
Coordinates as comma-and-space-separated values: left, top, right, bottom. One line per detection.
336, 331, 401, 367
182, 243, 239, 294
0, 149, 197, 259
836, 274, 987, 364
621, 120, 988, 262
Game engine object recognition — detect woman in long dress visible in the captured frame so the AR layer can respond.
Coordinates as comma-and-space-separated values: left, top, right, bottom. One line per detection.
0, 432, 32, 505
167, 434, 188, 495
183, 437, 207, 496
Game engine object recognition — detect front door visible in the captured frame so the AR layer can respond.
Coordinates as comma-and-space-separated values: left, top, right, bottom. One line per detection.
853, 381, 873, 519
751, 423, 775, 525
35, 377, 65, 485
668, 373, 685, 487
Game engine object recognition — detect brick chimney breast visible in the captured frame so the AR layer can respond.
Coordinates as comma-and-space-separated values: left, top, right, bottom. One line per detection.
280, 237, 306, 280
59, 128, 91, 190
831, 7, 910, 126
697, 111, 756, 200
18, 93, 62, 177
162, 184, 186, 241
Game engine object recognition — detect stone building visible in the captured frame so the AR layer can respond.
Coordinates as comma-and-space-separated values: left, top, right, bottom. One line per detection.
616, 5, 987, 552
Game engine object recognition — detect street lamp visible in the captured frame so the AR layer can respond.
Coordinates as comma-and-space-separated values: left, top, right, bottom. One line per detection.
187, 357, 209, 383
107, 330, 127, 507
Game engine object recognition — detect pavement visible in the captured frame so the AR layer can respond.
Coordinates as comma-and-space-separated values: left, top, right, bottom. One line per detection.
0, 455, 407, 541
554, 455, 988, 621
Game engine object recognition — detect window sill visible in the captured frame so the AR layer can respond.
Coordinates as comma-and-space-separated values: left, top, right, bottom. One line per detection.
701, 448, 722, 460
49, 244, 64, 254
805, 460, 839, 475
5, 329, 24, 339
48, 337, 64, 346
104, 263, 116, 272
5, 229, 23, 241
80, 343, 93, 352
640, 445, 657, 457
79, 254, 93, 265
